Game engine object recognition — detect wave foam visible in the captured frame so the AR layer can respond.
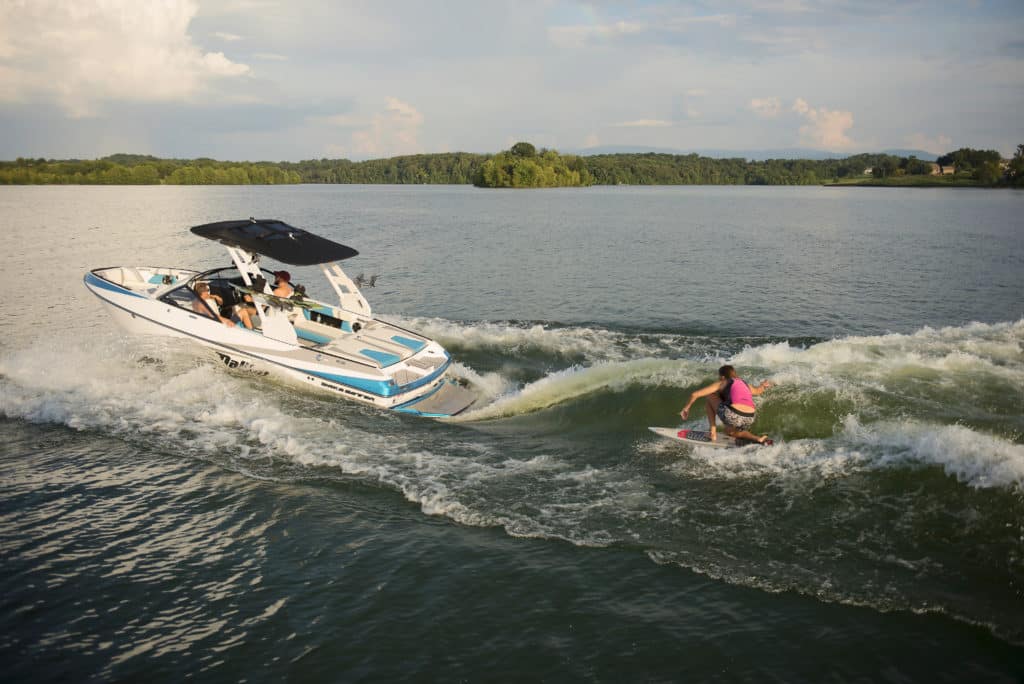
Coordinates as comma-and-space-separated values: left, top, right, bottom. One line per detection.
392, 316, 724, 363
734, 319, 1024, 384
838, 415, 1024, 490
649, 414, 1024, 491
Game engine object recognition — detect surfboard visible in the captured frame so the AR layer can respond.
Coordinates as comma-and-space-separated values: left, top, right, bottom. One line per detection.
230, 283, 317, 309
648, 427, 773, 448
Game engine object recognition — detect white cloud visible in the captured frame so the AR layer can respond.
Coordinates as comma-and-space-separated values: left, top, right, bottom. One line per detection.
548, 13, 738, 50
351, 97, 424, 157
0, 0, 250, 117
791, 97, 855, 149
254, 53, 288, 61
664, 14, 739, 30
613, 119, 673, 128
202, 51, 250, 77
749, 96, 782, 118
213, 31, 243, 42
547, 21, 644, 49
739, 26, 827, 53
320, 114, 363, 127
744, 0, 815, 13
905, 132, 953, 155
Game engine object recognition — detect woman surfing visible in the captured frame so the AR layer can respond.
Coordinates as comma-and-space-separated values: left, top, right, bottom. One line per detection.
680, 365, 771, 444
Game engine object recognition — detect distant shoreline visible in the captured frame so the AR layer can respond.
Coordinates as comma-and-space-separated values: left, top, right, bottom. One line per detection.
822, 181, 990, 188
1, 148, 1018, 188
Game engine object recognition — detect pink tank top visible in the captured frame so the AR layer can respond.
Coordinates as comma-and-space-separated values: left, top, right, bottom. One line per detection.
728, 378, 754, 407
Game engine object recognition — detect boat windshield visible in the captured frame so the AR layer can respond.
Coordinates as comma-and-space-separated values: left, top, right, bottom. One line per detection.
160, 283, 219, 320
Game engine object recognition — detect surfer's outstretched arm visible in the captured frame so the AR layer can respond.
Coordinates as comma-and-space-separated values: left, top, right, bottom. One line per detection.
750, 380, 771, 396
681, 382, 724, 441
680, 380, 724, 419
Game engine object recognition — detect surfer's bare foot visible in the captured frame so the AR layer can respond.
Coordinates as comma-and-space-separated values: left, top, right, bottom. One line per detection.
756, 434, 769, 444
709, 427, 717, 441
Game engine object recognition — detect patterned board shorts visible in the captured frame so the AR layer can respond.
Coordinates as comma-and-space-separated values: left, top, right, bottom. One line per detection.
717, 402, 755, 430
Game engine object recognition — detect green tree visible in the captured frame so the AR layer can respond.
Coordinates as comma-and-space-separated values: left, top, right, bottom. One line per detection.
902, 156, 932, 175
1005, 144, 1024, 187
937, 147, 1001, 174
510, 142, 537, 158
973, 161, 1001, 185
873, 158, 898, 178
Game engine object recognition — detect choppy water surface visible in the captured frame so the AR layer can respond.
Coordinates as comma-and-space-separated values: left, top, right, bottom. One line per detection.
1, 185, 1023, 681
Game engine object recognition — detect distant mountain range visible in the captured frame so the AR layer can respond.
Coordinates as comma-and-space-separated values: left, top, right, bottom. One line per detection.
566, 145, 938, 162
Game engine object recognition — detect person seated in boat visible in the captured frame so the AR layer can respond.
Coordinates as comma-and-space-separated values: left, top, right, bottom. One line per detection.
193, 282, 239, 328
210, 283, 254, 329
233, 301, 255, 329
679, 365, 771, 444
227, 276, 260, 329
272, 270, 294, 298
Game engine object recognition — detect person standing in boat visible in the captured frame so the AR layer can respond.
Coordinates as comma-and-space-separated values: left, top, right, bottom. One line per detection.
679, 365, 771, 444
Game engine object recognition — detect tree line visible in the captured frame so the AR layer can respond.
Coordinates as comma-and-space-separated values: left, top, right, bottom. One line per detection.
0, 154, 301, 185
1, 145, 1021, 187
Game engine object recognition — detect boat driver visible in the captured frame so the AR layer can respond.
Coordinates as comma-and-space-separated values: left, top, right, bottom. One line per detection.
193, 282, 239, 328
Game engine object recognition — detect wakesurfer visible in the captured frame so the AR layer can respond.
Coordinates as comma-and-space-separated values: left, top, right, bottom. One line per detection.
680, 365, 771, 444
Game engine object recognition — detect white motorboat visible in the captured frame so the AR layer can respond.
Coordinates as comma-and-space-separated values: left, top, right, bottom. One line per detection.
84, 218, 476, 417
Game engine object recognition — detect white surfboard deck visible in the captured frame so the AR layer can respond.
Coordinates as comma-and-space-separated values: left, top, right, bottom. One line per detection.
648, 427, 772, 448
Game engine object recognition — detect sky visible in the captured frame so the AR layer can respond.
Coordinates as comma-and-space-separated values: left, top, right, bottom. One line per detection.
0, 0, 1022, 161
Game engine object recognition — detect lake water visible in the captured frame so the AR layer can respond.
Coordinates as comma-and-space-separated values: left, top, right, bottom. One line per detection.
1, 185, 1023, 681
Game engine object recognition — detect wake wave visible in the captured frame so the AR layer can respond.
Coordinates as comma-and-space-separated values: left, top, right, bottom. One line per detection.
4, 318, 1021, 486
453, 358, 699, 421
393, 316, 734, 363
3, 319, 1024, 643
734, 319, 1024, 387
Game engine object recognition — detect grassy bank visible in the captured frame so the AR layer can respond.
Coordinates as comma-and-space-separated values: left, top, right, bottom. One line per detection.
824, 175, 985, 188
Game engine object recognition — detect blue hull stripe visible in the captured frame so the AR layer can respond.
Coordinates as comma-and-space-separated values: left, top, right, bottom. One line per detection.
85, 272, 146, 299
305, 357, 450, 398
303, 370, 395, 396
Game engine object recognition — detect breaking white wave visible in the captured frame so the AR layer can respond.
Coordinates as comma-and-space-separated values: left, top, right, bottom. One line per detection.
391, 316, 725, 363
648, 415, 1024, 491
0, 338, 560, 529
734, 319, 1024, 387
445, 362, 514, 405
837, 415, 1024, 490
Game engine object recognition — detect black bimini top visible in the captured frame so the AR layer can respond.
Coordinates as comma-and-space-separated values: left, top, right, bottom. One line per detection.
190, 219, 359, 266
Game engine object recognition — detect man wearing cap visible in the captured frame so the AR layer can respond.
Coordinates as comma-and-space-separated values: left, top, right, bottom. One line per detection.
272, 270, 294, 298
